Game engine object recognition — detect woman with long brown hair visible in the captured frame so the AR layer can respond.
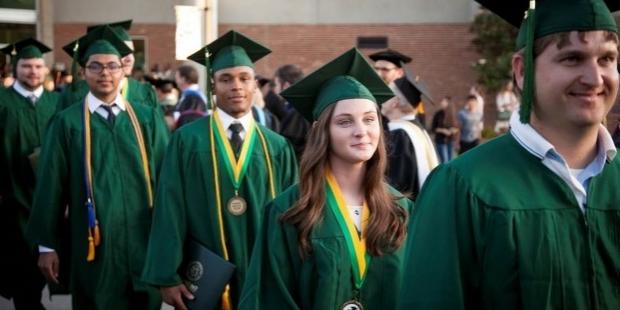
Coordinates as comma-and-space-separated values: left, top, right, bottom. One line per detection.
238, 48, 413, 309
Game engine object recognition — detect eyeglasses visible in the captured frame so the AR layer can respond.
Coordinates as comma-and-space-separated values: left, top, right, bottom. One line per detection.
85, 62, 123, 74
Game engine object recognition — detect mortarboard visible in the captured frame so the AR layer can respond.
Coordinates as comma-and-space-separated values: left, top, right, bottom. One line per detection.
368, 49, 412, 68
0, 38, 51, 63
187, 30, 271, 73
281, 47, 394, 121
87, 20, 133, 42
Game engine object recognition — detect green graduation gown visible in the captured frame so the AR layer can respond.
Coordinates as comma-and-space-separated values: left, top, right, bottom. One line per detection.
398, 133, 620, 309
238, 185, 413, 309
141, 115, 298, 307
25, 99, 169, 310
0, 86, 58, 300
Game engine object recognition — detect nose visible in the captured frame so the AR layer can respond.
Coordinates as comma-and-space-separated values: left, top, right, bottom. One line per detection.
579, 60, 605, 88
352, 120, 367, 137
231, 78, 243, 90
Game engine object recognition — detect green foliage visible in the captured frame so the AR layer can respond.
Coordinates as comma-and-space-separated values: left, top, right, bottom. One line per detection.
470, 11, 518, 93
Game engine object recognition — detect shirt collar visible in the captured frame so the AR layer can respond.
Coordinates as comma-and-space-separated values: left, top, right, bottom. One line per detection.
87, 92, 126, 114
401, 114, 417, 122
509, 109, 617, 163
13, 81, 44, 99
216, 107, 254, 132
187, 84, 200, 91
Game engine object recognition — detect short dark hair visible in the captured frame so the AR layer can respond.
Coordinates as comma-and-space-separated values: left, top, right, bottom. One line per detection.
274, 64, 304, 85
466, 95, 478, 102
177, 65, 199, 84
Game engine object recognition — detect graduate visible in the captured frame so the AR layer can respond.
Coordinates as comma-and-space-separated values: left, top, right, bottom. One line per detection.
0, 38, 58, 310
141, 30, 298, 310
399, 0, 620, 308
57, 20, 161, 114
25, 25, 169, 310
382, 74, 439, 197
238, 48, 413, 309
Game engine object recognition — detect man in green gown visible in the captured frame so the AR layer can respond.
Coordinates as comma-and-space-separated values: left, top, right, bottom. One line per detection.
0, 38, 58, 310
399, 0, 620, 309
57, 20, 161, 115
25, 26, 169, 310
141, 30, 298, 310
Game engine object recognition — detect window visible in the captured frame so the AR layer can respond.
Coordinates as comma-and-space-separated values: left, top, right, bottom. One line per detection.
357, 36, 388, 49
0, 0, 35, 10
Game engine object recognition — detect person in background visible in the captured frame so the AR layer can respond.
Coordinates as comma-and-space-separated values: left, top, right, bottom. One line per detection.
431, 96, 459, 163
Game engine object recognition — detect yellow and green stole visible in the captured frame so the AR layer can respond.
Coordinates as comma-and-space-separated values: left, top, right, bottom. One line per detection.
325, 169, 371, 293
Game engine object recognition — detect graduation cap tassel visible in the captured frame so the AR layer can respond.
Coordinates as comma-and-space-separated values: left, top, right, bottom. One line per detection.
520, 1, 536, 123
204, 49, 214, 110
71, 41, 80, 92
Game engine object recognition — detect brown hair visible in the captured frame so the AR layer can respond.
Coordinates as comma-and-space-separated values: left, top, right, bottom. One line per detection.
176, 65, 199, 84
280, 103, 408, 258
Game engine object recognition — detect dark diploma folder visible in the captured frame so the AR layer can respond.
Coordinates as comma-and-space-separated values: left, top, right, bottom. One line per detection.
180, 239, 236, 310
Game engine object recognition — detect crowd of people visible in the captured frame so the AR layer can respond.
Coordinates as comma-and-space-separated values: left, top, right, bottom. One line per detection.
1, 0, 620, 309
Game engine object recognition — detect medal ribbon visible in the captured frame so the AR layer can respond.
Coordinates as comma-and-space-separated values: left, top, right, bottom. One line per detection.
209, 111, 276, 308
82, 97, 153, 262
211, 110, 258, 192
325, 169, 371, 289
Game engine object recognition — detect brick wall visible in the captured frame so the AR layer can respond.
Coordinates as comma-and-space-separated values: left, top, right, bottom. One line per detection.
220, 23, 481, 126
53, 23, 176, 72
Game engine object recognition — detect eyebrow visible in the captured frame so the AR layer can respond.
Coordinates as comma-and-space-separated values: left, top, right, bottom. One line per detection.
334, 110, 377, 117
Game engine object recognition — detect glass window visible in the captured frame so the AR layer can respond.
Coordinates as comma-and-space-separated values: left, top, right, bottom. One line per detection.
0, 0, 35, 10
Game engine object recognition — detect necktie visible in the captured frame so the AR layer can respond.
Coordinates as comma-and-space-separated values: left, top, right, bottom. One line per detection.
100, 104, 116, 125
229, 123, 244, 156
28, 95, 37, 106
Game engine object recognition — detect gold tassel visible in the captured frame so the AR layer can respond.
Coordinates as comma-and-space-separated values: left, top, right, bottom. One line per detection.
93, 223, 101, 246
87, 233, 95, 262
221, 285, 231, 310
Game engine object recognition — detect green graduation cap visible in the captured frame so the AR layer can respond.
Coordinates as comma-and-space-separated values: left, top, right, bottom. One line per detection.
475, 0, 619, 123
280, 48, 394, 122
0, 38, 51, 63
87, 20, 133, 42
69, 25, 132, 66
187, 30, 271, 73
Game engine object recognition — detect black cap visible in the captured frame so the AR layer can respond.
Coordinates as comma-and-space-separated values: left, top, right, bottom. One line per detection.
368, 49, 412, 68
393, 67, 435, 106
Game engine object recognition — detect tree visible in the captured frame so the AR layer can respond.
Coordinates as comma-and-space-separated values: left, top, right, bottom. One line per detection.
470, 10, 518, 93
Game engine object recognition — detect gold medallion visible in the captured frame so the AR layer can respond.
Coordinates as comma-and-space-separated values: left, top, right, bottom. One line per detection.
341, 300, 363, 310
227, 196, 247, 216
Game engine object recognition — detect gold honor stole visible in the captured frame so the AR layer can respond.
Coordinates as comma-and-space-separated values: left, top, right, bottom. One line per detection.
325, 169, 371, 294
209, 110, 276, 309
120, 77, 130, 100
82, 98, 153, 262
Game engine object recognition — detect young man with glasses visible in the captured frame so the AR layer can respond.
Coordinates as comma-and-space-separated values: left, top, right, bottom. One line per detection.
26, 26, 169, 310
57, 20, 163, 119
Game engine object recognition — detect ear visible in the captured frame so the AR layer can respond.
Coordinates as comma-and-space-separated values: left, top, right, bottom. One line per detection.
512, 53, 525, 91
